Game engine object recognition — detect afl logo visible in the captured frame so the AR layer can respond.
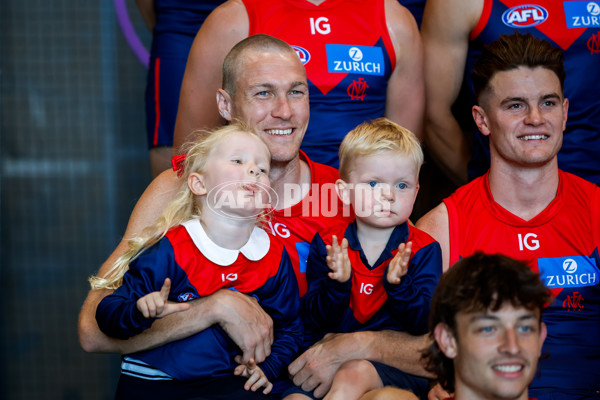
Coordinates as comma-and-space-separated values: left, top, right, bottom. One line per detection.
292, 46, 311, 65
563, 258, 578, 274
502, 5, 548, 28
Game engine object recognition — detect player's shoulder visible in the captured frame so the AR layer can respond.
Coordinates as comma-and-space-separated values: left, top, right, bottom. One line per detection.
408, 223, 440, 248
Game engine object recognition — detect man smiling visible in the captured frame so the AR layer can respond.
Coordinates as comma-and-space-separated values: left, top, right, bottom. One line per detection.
423, 253, 551, 400
417, 32, 600, 399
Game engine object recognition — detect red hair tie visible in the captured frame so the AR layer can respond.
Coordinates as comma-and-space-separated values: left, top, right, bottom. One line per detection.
171, 154, 187, 177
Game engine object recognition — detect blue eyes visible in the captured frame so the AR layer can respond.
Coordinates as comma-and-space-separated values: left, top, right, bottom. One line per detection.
367, 181, 407, 189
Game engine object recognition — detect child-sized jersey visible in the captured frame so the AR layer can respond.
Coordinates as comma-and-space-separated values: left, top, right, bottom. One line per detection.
96, 219, 302, 383
244, 0, 395, 167
444, 171, 600, 395
303, 221, 442, 346
465, 0, 600, 184
266, 151, 354, 296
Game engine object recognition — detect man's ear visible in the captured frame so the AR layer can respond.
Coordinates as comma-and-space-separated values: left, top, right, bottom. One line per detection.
434, 323, 458, 359
538, 322, 548, 355
472, 105, 491, 137
217, 89, 233, 122
188, 172, 207, 196
335, 179, 352, 206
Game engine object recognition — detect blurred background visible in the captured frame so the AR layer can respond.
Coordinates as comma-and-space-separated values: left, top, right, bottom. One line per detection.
1, 1, 153, 398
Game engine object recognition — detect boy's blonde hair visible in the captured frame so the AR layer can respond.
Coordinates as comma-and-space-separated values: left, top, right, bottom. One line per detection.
338, 118, 423, 180
89, 123, 268, 289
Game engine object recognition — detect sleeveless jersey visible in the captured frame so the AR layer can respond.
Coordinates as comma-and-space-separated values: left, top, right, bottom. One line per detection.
465, 0, 600, 185
97, 220, 302, 382
303, 221, 442, 345
243, 0, 396, 167
267, 151, 354, 296
444, 171, 600, 395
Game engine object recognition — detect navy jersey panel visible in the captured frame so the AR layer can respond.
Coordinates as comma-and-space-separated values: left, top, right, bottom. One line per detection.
96, 226, 302, 382
302, 221, 442, 346
465, 0, 600, 184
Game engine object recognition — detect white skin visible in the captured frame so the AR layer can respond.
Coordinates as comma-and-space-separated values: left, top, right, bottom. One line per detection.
308, 152, 419, 400
434, 304, 547, 400
416, 66, 569, 272
328, 151, 419, 284
420, 0, 483, 185
137, 131, 274, 392
416, 67, 567, 399
80, 37, 430, 398
77, 48, 310, 363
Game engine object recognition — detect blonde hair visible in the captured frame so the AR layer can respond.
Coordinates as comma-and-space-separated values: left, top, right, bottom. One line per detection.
89, 123, 269, 289
338, 118, 423, 180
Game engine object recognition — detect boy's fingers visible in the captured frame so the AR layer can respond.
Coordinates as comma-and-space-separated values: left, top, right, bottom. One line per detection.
262, 382, 273, 395
159, 277, 172, 299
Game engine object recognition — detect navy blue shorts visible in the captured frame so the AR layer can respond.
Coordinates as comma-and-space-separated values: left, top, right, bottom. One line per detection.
145, 56, 187, 148
115, 373, 277, 400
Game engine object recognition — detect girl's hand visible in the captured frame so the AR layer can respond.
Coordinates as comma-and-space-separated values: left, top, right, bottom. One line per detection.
387, 241, 412, 285
325, 235, 352, 282
136, 278, 190, 318
234, 356, 273, 394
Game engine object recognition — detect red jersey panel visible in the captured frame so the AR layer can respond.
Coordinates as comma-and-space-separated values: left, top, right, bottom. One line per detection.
267, 151, 353, 296
444, 170, 600, 394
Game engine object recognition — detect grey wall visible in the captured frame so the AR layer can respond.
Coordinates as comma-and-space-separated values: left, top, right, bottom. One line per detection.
1, 1, 153, 399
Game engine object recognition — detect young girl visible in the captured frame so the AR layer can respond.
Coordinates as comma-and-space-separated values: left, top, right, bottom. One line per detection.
91, 124, 302, 400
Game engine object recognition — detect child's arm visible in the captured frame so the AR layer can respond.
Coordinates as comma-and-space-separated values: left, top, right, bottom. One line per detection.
251, 248, 303, 382
95, 238, 191, 339
303, 233, 353, 332
386, 241, 412, 285
137, 278, 190, 318
233, 357, 273, 394
383, 238, 443, 335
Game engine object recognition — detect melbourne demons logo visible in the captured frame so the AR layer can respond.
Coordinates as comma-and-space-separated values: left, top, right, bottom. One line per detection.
588, 32, 600, 54
292, 45, 311, 65
502, 4, 548, 28
347, 77, 369, 101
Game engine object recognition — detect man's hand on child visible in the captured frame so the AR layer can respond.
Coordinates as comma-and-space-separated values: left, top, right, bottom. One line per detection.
387, 242, 412, 285
326, 235, 352, 282
234, 356, 273, 394
136, 278, 190, 318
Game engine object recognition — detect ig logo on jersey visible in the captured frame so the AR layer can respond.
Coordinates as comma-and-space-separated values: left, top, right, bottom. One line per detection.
502, 4, 548, 27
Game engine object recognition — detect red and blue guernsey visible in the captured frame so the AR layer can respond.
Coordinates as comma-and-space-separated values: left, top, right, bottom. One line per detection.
465, 0, 600, 185
96, 219, 302, 385
266, 151, 354, 297
302, 221, 442, 346
444, 171, 600, 398
243, 0, 396, 167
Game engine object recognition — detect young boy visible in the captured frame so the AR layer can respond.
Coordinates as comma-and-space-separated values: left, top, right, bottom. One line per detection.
286, 118, 442, 400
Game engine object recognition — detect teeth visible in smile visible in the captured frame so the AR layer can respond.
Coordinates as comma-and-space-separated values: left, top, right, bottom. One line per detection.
493, 365, 523, 373
266, 129, 293, 136
519, 135, 548, 141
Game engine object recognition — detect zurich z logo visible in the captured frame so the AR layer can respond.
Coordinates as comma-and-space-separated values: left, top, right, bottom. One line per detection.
502, 4, 548, 28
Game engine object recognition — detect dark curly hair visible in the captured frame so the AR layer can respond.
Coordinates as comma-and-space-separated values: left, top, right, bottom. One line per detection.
421, 253, 552, 392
